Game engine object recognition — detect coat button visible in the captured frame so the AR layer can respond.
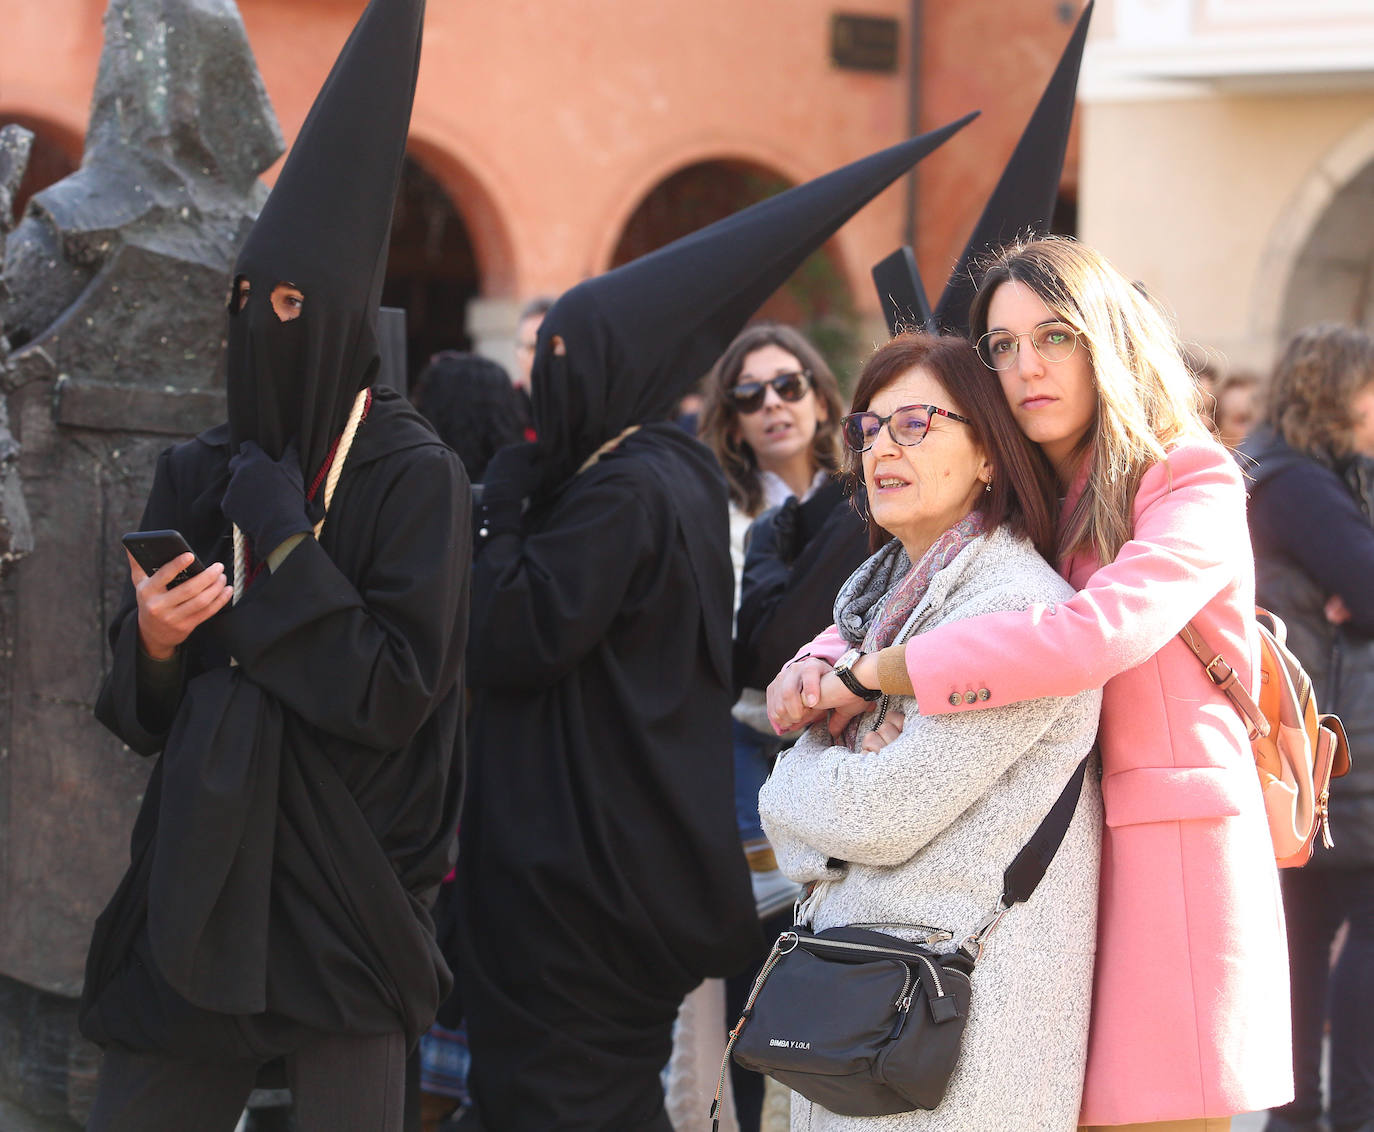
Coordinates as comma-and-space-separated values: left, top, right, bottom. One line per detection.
948, 692, 961, 706
978, 688, 991, 701
963, 691, 978, 704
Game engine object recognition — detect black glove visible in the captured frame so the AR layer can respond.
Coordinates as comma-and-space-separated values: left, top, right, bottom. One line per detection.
478, 441, 544, 541
222, 440, 313, 556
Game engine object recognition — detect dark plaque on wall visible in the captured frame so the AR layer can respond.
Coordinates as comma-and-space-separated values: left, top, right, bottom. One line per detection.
831, 14, 900, 73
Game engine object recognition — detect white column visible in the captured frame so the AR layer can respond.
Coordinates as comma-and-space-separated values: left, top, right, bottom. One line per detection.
465, 296, 522, 382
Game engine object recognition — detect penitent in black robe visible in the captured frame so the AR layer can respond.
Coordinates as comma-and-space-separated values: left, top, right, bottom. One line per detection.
457, 422, 759, 1130
81, 388, 470, 1060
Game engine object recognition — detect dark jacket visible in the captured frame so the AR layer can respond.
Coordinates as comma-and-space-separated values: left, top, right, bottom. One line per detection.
1242, 424, 1374, 869
734, 478, 870, 695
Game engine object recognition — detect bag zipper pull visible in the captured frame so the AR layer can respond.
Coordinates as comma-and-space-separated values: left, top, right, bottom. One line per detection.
889, 988, 916, 1041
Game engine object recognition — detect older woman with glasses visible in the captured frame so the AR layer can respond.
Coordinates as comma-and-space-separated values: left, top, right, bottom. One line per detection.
758, 331, 1103, 1130
770, 237, 1292, 1132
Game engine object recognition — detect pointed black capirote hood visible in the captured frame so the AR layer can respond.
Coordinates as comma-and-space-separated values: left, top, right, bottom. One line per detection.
931, 2, 1092, 337
532, 111, 978, 486
873, 246, 936, 336
226, 0, 424, 481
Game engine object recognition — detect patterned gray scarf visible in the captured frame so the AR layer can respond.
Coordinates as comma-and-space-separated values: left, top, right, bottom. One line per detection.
834, 511, 986, 651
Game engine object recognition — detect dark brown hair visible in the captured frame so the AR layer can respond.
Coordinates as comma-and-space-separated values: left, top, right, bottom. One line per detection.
845, 333, 1058, 556
700, 323, 845, 515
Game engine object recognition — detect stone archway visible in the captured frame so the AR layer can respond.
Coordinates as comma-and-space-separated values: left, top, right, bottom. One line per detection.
607, 158, 860, 374
1256, 115, 1374, 350
395, 135, 521, 380
1277, 156, 1374, 338
381, 154, 482, 385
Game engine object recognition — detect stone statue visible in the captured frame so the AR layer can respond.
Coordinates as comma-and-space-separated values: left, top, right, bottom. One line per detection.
2, 0, 282, 384
0, 1, 281, 1125
0, 123, 35, 571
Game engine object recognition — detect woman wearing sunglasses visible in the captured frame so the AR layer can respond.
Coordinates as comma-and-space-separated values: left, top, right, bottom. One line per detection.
698, 324, 847, 874
701, 323, 846, 563
768, 237, 1291, 1132
758, 331, 1103, 1130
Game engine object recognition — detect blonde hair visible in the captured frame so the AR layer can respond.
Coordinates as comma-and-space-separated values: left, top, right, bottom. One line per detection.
968, 237, 1210, 565
1265, 323, 1374, 460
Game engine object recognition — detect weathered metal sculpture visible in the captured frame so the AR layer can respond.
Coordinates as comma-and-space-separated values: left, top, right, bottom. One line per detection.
0, 123, 35, 572
0, 0, 282, 1123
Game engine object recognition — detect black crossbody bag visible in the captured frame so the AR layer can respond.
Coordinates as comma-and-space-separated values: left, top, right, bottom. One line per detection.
711, 754, 1090, 1126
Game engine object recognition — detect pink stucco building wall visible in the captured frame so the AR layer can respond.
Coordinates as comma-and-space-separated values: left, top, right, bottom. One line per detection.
1, 0, 1081, 331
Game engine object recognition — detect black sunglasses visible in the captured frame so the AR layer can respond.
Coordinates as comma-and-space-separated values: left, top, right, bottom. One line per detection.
840, 403, 973, 453
728, 370, 813, 414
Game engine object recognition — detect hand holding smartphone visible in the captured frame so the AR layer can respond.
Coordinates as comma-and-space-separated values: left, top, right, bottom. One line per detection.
121, 529, 206, 588
119, 528, 231, 659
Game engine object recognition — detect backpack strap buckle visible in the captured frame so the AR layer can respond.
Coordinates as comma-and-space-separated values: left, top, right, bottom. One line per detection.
1204, 654, 1266, 740
1203, 653, 1234, 686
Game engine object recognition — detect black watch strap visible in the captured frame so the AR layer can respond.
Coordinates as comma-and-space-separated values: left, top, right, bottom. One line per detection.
835, 658, 882, 701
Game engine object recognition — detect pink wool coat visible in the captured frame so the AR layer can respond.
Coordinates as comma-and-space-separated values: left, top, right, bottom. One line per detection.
802, 441, 1292, 1124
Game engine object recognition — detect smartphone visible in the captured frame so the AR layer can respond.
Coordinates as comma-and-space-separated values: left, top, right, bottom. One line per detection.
121, 529, 206, 589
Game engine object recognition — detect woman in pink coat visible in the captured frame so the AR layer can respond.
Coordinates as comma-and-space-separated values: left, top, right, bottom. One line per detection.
768, 237, 1292, 1131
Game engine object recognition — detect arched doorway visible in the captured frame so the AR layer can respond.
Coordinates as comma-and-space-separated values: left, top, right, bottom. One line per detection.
381, 154, 481, 386
1278, 154, 1374, 339
1, 114, 80, 225
609, 159, 859, 377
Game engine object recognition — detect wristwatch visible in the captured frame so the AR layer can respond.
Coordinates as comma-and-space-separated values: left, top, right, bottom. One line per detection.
833, 648, 882, 701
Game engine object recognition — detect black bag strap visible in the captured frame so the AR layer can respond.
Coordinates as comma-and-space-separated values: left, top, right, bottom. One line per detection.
1002, 752, 1090, 906
883, 616, 1092, 914
960, 750, 1091, 961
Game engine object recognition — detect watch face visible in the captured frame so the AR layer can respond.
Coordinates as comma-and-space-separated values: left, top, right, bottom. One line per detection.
837, 649, 861, 672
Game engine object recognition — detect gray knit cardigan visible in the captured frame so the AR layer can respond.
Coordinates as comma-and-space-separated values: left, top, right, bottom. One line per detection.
759, 525, 1103, 1132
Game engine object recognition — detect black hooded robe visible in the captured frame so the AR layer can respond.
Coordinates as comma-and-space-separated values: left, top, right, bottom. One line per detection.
453, 118, 986, 1131
81, 389, 470, 1060
456, 423, 759, 1131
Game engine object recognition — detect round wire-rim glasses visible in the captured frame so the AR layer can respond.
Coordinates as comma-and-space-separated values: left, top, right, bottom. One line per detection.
840, 404, 973, 453
728, 370, 813, 414
976, 322, 1080, 371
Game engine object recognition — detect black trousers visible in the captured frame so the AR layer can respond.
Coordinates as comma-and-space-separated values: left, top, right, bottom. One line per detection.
86, 1031, 407, 1132
1269, 867, 1374, 1132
